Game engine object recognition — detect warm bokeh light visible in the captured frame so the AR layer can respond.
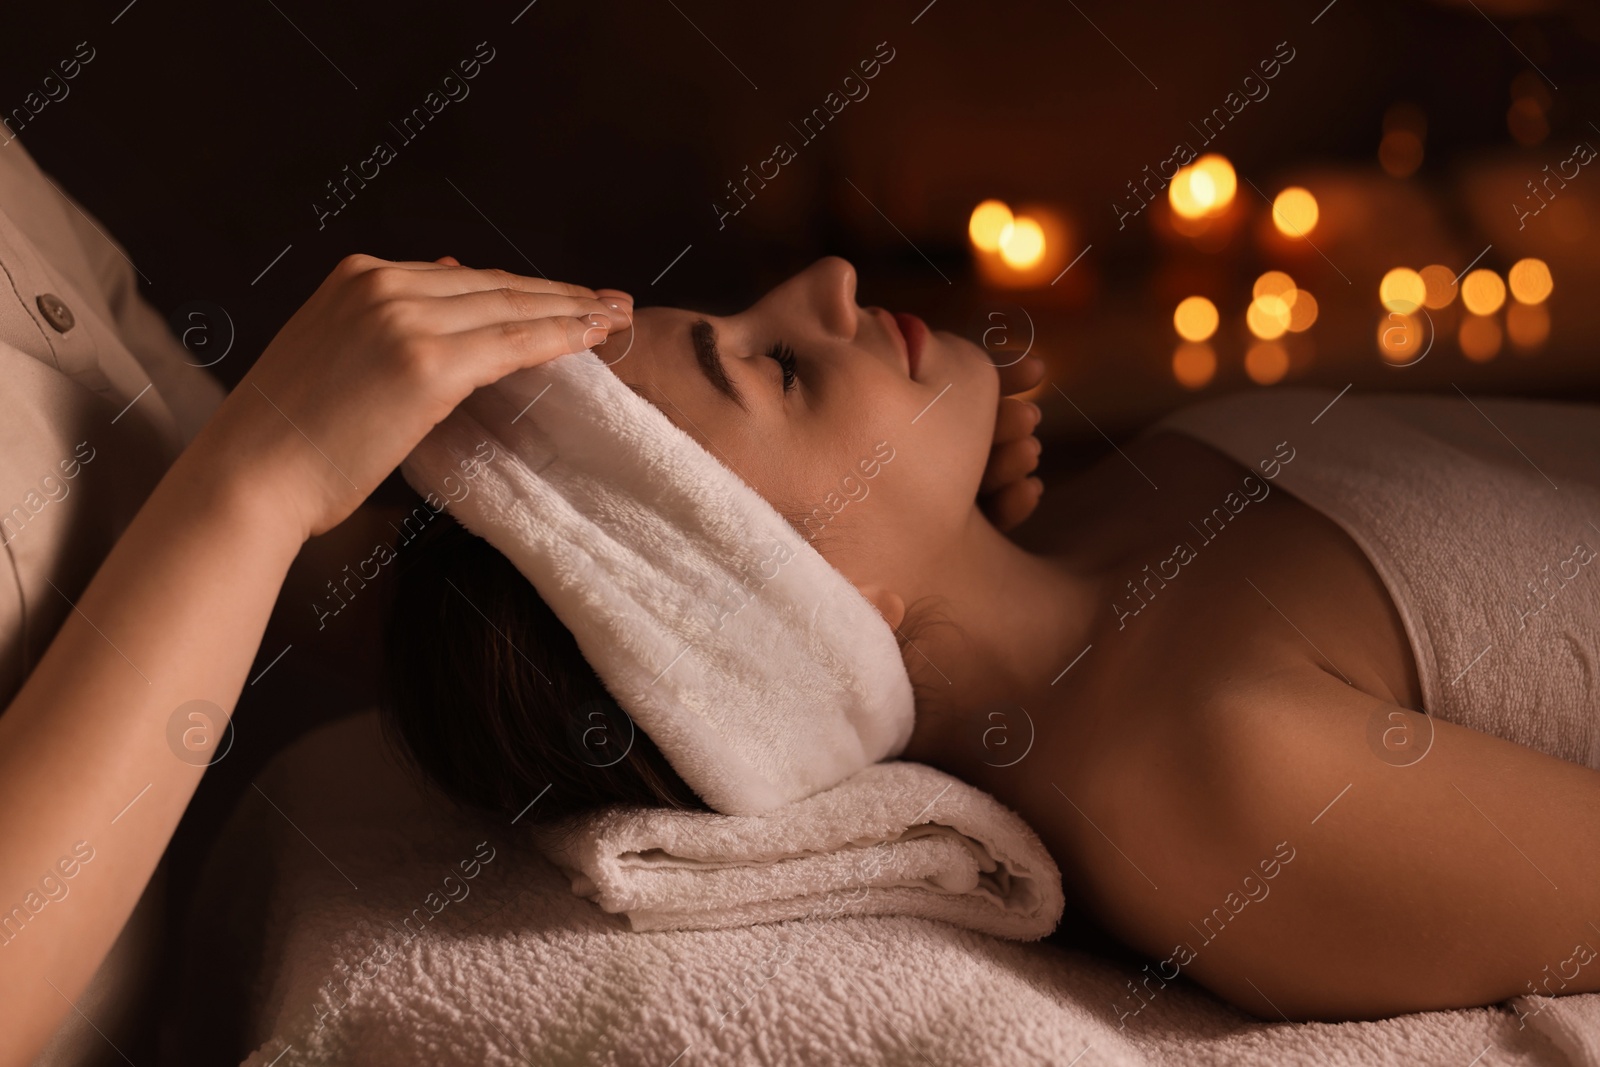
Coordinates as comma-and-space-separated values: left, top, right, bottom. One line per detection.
1419, 264, 1458, 309
1379, 130, 1424, 178
969, 200, 1013, 253
1247, 295, 1291, 340
1506, 302, 1550, 350
1379, 268, 1426, 314
1253, 271, 1297, 304
1271, 187, 1319, 237
1170, 154, 1236, 219
1173, 296, 1220, 342
1172, 342, 1217, 389
1461, 269, 1507, 316
1508, 257, 1553, 304
997, 216, 1046, 269
1379, 102, 1426, 179
1459, 314, 1502, 362
1377, 312, 1423, 363
1508, 73, 1552, 148
1508, 97, 1549, 147
1245, 341, 1289, 385
1512, 71, 1554, 109
1195, 155, 1237, 212
1286, 290, 1318, 332
1168, 175, 1205, 220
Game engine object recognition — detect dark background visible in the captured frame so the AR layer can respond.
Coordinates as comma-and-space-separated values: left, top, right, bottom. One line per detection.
4, 0, 1598, 1058
6, 0, 1598, 406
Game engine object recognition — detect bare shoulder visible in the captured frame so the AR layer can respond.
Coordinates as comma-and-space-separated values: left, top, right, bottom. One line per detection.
1066, 661, 1600, 1021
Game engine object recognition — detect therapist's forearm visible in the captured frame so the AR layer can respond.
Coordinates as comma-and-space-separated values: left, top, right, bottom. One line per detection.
0, 444, 304, 1065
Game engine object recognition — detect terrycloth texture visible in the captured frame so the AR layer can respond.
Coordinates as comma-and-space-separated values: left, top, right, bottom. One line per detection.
187, 713, 1579, 1067
399, 349, 914, 815
533, 760, 1064, 940
1148, 386, 1600, 769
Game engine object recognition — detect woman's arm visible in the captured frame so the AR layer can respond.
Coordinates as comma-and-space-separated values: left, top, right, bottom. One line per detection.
0, 254, 630, 1065
1077, 662, 1600, 1022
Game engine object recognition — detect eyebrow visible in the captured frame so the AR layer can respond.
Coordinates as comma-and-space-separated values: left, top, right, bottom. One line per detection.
689, 318, 747, 411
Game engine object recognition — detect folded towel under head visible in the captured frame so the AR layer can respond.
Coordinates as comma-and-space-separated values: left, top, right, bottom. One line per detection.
534, 760, 1066, 940
400, 350, 916, 815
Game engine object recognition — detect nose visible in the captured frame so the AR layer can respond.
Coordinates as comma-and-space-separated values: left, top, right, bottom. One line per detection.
771, 256, 858, 339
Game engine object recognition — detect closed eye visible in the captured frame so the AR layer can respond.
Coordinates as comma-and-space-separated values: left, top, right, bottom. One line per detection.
767, 341, 798, 393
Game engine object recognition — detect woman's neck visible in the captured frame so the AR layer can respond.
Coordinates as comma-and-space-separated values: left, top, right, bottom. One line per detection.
899, 505, 1106, 780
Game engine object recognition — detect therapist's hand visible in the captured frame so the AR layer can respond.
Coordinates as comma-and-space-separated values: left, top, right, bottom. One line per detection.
198, 254, 632, 541
979, 353, 1045, 532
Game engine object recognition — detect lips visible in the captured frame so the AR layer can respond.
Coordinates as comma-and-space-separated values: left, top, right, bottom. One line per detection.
890, 312, 927, 379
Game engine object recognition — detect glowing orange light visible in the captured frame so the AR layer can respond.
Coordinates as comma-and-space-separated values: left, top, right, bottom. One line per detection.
1380, 268, 1426, 314
1173, 296, 1219, 343
1245, 341, 1289, 385
1170, 154, 1236, 219
1506, 302, 1550, 350
1459, 314, 1502, 362
1508, 258, 1553, 304
1379, 130, 1424, 178
969, 200, 1014, 253
1253, 271, 1297, 305
1419, 265, 1457, 309
1461, 269, 1506, 316
1172, 342, 1217, 389
1247, 295, 1291, 341
1378, 106, 1426, 180
1286, 290, 1318, 332
1377, 312, 1423, 363
1271, 187, 1319, 237
997, 216, 1046, 269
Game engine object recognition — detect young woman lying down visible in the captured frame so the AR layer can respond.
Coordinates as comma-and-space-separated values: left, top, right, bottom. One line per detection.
382, 255, 1600, 1024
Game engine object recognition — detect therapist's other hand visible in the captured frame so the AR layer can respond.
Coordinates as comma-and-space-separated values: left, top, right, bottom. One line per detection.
203, 254, 633, 541
979, 353, 1045, 533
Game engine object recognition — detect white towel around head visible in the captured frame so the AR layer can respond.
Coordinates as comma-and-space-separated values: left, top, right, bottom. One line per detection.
400, 349, 917, 815
534, 760, 1066, 941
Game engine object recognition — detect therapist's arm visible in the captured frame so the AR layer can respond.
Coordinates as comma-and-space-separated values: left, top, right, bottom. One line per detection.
0, 254, 631, 1065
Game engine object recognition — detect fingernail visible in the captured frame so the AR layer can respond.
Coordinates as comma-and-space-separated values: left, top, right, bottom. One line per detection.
583, 325, 608, 347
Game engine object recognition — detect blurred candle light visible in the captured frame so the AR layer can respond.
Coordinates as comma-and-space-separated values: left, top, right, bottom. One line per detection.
1172, 342, 1217, 389
1379, 102, 1426, 178
1253, 271, 1297, 304
1459, 314, 1502, 362
1508, 97, 1549, 147
1247, 295, 1291, 340
1508, 72, 1553, 148
1506, 302, 1550, 351
1461, 269, 1507, 316
1379, 268, 1426, 314
1419, 264, 1458, 309
1174, 296, 1220, 342
1271, 187, 1319, 237
1377, 312, 1423, 362
1170, 154, 1236, 219
969, 200, 1014, 253
1245, 341, 1289, 385
997, 216, 1046, 269
1508, 257, 1553, 304
973, 204, 1074, 288
1286, 289, 1318, 332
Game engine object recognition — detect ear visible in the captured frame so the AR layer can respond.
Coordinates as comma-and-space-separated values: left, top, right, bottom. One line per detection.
854, 582, 907, 632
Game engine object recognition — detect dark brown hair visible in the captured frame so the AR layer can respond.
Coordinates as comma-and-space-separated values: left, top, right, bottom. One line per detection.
380, 509, 942, 826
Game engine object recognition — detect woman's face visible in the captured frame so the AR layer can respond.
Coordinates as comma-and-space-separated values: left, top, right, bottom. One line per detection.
600, 256, 1001, 597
